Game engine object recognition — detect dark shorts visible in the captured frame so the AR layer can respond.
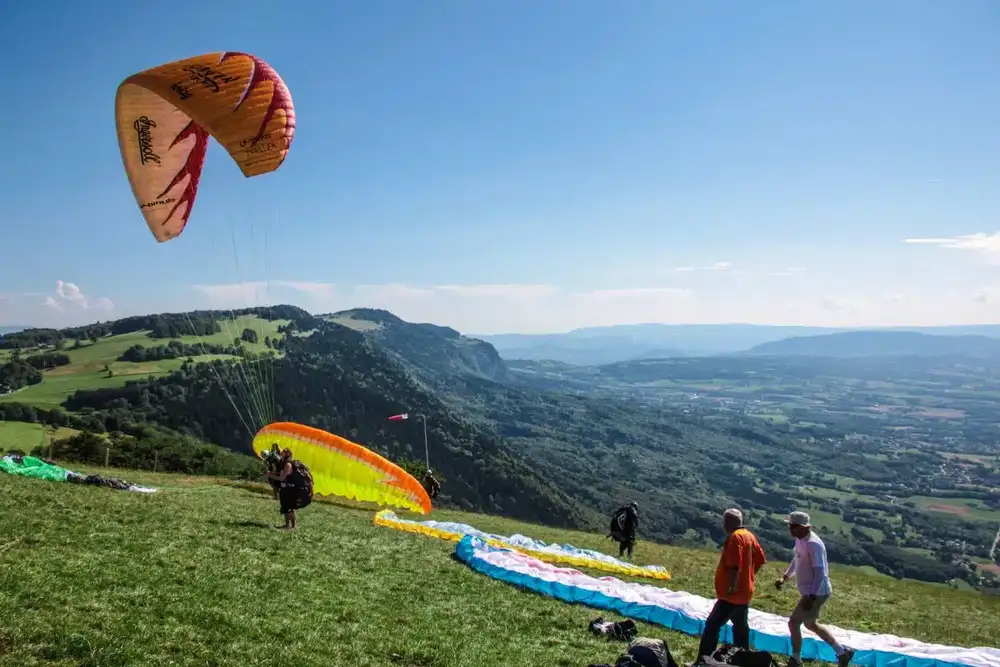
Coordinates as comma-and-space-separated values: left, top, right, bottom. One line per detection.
279, 485, 312, 515
789, 594, 829, 624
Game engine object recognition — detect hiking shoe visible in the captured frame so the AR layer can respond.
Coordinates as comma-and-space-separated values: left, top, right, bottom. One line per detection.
787, 658, 803, 667
837, 648, 855, 667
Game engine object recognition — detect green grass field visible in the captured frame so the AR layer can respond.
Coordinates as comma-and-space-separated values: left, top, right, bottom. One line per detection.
0, 422, 79, 453
0, 316, 285, 409
1, 467, 998, 667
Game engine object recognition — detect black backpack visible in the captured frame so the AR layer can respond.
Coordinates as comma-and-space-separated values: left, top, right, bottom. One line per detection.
589, 638, 679, 667
291, 461, 314, 495
710, 644, 776, 667
589, 617, 638, 642
610, 507, 630, 538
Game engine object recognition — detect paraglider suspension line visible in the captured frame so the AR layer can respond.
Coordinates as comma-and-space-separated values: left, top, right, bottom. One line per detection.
422, 415, 429, 471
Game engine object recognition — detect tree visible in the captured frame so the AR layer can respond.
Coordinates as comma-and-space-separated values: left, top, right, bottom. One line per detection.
241, 328, 259, 344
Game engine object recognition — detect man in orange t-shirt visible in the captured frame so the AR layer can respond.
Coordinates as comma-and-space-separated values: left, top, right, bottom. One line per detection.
695, 508, 767, 663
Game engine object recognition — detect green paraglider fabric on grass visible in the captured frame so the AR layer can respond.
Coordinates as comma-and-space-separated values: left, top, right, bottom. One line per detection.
0, 455, 71, 482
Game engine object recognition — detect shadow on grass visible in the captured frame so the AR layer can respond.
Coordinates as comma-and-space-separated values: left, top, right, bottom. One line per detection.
212, 519, 275, 529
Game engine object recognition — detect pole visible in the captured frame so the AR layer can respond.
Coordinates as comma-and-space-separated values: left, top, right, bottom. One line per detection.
153, 449, 159, 473
422, 414, 429, 471
104, 447, 110, 469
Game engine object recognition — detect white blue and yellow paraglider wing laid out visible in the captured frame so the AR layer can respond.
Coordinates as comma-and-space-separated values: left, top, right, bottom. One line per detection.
373, 509, 670, 580
455, 536, 1000, 667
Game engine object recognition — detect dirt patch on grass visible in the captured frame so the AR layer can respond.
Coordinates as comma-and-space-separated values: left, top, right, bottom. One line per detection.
917, 408, 966, 419
925, 503, 969, 516
46, 364, 87, 376
112, 363, 167, 376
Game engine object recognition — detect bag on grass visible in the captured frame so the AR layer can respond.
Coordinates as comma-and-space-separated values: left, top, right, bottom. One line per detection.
589, 617, 638, 641
708, 644, 776, 667
589, 637, 679, 667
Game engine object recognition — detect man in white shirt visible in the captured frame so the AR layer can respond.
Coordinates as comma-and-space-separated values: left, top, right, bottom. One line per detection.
775, 511, 855, 667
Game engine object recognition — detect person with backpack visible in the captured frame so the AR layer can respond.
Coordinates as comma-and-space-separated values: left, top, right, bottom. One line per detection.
775, 511, 855, 667
265, 447, 314, 530
695, 508, 767, 664
610, 501, 640, 558
260, 444, 283, 499
422, 469, 441, 499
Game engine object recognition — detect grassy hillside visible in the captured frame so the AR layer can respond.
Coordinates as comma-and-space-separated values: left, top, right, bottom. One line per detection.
1, 467, 998, 667
0, 421, 78, 453
0, 315, 285, 409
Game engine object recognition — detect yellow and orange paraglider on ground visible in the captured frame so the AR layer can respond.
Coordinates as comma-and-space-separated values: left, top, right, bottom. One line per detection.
115, 52, 295, 242
252, 422, 433, 515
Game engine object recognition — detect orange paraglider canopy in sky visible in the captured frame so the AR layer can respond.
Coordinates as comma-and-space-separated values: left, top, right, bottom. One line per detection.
114, 52, 295, 242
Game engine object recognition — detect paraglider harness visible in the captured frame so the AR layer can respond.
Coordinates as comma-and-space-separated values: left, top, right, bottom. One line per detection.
588, 637, 679, 667
277, 458, 314, 515
261, 446, 283, 499
263, 444, 314, 515
587, 616, 678, 667
705, 644, 777, 667
609, 503, 638, 544
422, 470, 441, 499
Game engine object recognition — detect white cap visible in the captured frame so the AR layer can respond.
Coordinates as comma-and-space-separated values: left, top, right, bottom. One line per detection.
785, 511, 811, 527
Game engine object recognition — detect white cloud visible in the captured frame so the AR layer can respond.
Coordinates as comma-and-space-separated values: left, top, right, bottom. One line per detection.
582, 287, 692, 301
433, 284, 558, 299
191, 280, 337, 306
904, 232, 1000, 262
0, 281, 114, 328
185, 278, 1000, 333
973, 286, 1000, 304
767, 267, 807, 277
672, 261, 732, 273
189, 281, 698, 333
42, 281, 114, 312
4, 273, 996, 334
819, 295, 857, 314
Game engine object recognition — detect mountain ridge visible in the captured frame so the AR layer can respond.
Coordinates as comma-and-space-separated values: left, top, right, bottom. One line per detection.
480, 323, 1000, 365
746, 330, 1000, 358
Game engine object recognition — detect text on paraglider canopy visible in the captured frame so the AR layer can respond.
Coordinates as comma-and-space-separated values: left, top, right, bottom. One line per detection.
140, 197, 177, 210
244, 142, 277, 157
170, 83, 193, 100
180, 64, 240, 94
133, 117, 161, 165
240, 132, 272, 148
239, 132, 277, 157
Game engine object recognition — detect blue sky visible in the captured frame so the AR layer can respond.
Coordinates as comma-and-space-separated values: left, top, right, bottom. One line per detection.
1, 0, 999, 334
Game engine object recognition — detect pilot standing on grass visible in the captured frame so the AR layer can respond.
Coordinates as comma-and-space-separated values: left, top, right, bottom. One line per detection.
776, 511, 855, 667
695, 508, 767, 664
264, 448, 313, 531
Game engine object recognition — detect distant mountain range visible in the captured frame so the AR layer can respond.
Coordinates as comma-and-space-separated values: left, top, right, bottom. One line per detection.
0, 325, 29, 335
746, 330, 1000, 358
478, 324, 1000, 365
